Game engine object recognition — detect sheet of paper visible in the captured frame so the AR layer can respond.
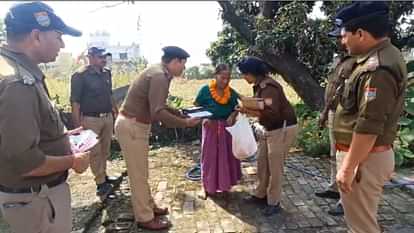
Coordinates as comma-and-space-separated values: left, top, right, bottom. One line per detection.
69, 129, 99, 153
187, 111, 212, 118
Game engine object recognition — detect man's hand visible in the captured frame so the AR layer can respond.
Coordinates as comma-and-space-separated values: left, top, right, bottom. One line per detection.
66, 126, 83, 136
186, 117, 201, 127
318, 112, 328, 128
336, 165, 357, 194
235, 106, 261, 118
226, 111, 238, 126
72, 151, 90, 174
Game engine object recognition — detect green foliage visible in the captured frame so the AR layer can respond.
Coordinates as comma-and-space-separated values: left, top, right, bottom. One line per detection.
185, 65, 215, 80
167, 95, 184, 109
295, 102, 329, 156
209, 1, 414, 85
395, 77, 414, 167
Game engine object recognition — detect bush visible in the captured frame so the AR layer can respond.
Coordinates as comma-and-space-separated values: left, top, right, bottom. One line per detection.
295, 102, 330, 156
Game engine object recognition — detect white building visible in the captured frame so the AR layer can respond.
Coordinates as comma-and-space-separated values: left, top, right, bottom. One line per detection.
87, 31, 141, 63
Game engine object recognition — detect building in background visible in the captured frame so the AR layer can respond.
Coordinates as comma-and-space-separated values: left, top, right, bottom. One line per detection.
87, 31, 141, 63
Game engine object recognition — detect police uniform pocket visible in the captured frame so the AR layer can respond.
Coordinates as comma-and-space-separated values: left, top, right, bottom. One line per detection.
2, 198, 43, 232
340, 79, 358, 112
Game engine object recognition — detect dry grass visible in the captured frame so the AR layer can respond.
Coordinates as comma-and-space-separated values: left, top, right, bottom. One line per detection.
170, 76, 300, 107
45, 74, 300, 109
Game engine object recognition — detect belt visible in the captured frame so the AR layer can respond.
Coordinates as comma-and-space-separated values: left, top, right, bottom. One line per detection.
120, 110, 151, 124
0, 175, 66, 194
336, 144, 392, 153
83, 112, 111, 118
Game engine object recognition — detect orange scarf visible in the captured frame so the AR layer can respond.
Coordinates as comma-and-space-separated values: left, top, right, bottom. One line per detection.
209, 79, 231, 105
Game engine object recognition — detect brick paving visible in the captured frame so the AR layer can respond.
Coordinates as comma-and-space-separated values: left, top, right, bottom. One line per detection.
86, 143, 414, 233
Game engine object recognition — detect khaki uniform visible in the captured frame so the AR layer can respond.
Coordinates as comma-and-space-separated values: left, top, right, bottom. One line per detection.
0, 46, 72, 232
333, 39, 407, 233
115, 64, 187, 222
253, 77, 298, 206
323, 56, 356, 191
70, 66, 113, 184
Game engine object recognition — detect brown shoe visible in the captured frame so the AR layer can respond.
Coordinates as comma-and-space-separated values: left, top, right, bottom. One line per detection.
153, 206, 169, 216
137, 218, 171, 230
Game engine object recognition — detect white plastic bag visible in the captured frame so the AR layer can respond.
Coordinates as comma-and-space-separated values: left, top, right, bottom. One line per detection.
225, 114, 258, 160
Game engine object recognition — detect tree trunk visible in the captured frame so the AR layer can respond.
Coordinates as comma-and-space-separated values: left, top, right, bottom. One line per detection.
262, 52, 324, 110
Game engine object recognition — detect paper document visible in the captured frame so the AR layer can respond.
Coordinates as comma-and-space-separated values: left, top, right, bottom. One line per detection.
187, 111, 212, 118
69, 129, 99, 153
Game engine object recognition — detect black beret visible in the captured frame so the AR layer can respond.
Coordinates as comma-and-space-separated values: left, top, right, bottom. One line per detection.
237, 56, 271, 76
162, 46, 190, 59
5, 2, 81, 37
87, 47, 110, 57
336, 1, 388, 28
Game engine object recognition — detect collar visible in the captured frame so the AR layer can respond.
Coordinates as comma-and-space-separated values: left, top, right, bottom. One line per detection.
253, 75, 267, 89
356, 38, 390, 64
0, 45, 44, 81
85, 65, 104, 74
160, 63, 173, 80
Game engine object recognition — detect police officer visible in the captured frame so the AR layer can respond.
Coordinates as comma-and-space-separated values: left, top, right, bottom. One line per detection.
332, 2, 407, 233
70, 47, 118, 196
236, 57, 298, 216
315, 20, 357, 216
0, 2, 90, 233
114, 46, 200, 230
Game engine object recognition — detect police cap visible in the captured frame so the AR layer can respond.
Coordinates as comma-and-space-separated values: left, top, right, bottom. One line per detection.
237, 56, 271, 76
87, 47, 110, 57
333, 1, 388, 31
5, 1, 82, 37
162, 46, 190, 59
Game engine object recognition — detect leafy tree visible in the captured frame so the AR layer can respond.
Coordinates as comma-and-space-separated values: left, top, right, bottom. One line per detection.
185, 66, 201, 79
208, 1, 414, 110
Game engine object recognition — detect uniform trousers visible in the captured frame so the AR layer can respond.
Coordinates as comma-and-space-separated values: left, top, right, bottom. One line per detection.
0, 182, 71, 233
255, 124, 298, 205
337, 149, 394, 233
82, 115, 113, 184
114, 115, 155, 222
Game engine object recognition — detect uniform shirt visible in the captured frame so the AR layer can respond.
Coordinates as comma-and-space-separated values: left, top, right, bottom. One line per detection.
253, 76, 297, 131
120, 64, 187, 128
70, 65, 113, 114
324, 55, 356, 112
0, 46, 71, 188
194, 85, 238, 120
334, 39, 407, 146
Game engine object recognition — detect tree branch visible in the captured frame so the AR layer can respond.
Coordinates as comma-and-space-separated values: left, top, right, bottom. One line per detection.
261, 1, 279, 19
217, 1, 255, 44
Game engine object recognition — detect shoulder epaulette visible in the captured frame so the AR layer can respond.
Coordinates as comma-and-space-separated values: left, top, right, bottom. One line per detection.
19, 66, 36, 86
362, 53, 380, 73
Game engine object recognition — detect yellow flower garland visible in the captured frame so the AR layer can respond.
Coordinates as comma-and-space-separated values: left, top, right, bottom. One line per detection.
209, 79, 231, 105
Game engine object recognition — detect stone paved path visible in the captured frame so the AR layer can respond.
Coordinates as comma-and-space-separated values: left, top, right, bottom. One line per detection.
85, 143, 414, 233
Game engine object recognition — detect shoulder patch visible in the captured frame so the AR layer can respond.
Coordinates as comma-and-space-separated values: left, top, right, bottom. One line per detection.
365, 54, 379, 72
0, 57, 16, 76
19, 67, 36, 85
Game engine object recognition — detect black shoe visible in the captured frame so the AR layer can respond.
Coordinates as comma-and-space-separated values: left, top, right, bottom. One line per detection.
328, 202, 344, 216
105, 176, 119, 184
97, 182, 113, 196
315, 190, 340, 199
244, 195, 267, 205
263, 203, 282, 216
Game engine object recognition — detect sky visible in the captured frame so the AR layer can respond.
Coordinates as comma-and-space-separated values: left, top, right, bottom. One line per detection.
0, 1, 224, 66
